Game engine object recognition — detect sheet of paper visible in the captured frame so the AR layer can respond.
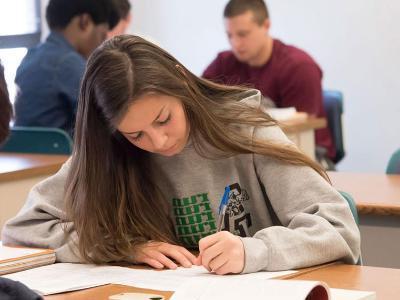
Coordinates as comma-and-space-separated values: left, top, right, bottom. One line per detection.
171, 277, 328, 300
3, 263, 114, 295
115, 265, 296, 291
330, 288, 376, 300
3, 263, 296, 295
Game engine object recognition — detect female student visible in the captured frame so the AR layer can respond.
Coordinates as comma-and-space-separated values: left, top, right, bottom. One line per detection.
2, 35, 360, 275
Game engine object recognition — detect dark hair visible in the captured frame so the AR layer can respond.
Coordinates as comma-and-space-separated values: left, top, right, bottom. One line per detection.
112, 0, 131, 20
0, 62, 12, 144
224, 0, 269, 25
46, 0, 120, 30
65, 35, 327, 263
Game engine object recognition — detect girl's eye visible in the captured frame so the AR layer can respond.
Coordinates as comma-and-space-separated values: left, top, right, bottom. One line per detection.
158, 114, 171, 125
130, 132, 143, 142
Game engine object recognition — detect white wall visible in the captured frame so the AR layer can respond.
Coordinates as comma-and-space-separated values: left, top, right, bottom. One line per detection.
129, 0, 400, 172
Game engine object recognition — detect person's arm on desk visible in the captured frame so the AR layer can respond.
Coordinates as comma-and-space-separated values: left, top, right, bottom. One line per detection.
1, 159, 198, 268
1, 159, 81, 262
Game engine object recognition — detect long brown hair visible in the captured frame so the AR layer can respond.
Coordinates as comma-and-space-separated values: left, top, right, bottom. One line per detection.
65, 35, 327, 263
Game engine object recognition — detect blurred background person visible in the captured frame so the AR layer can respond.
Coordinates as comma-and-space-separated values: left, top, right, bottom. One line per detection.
108, 0, 132, 38
203, 0, 334, 162
13, 0, 119, 137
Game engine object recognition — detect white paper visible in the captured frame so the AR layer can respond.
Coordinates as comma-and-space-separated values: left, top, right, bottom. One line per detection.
330, 288, 376, 300
3, 263, 296, 295
171, 278, 328, 300
266, 107, 297, 120
115, 265, 295, 291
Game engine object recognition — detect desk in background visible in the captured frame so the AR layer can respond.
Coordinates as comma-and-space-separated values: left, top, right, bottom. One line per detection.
328, 171, 400, 268
44, 264, 399, 299
281, 116, 326, 160
0, 153, 69, 230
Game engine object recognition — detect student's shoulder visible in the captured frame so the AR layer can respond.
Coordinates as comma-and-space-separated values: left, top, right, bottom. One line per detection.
214, 50, 239, 64
273, 39, 320, 70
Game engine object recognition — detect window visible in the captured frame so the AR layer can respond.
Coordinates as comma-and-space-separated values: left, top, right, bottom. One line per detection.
0, 0, 41, 103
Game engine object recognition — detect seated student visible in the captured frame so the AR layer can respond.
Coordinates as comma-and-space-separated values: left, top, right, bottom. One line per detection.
108, 0, 132, 38
203, 0, 335, 161
14, 0, 119, 136
2, 35, 360, 274
0, 61, 12, 144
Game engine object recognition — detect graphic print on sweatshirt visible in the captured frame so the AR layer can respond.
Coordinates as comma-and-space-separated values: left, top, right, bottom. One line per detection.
172, 182, 252, 248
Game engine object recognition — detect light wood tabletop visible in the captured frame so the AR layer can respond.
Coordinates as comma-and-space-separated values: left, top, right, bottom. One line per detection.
280, 116, 326, 134
0, 153, 69, 182
328, 171, 400, 215
290, 264, 400, 300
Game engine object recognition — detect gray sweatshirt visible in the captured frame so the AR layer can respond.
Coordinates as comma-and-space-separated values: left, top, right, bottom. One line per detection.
2, 90, 360, 273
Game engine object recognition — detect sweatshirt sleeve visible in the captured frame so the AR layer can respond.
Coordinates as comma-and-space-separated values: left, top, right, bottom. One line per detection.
240, 126, 361, 273
1, 159, 81, 263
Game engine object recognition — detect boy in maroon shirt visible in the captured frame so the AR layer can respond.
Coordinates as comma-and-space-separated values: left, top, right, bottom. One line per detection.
203, 0, 335, 160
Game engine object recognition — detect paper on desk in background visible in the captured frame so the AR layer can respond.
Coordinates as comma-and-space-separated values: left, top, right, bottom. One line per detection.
266, 107, 308, 121
266, 107, 296, 120
3, 263, 296, 295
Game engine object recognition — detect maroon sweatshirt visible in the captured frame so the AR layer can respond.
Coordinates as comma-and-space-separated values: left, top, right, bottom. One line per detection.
203, 39, 334, 159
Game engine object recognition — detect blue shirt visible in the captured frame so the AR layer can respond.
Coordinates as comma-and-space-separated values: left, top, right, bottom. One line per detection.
14, 31, 86, 136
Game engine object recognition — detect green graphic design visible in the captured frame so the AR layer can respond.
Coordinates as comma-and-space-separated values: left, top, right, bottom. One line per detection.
172, 193, 217, 247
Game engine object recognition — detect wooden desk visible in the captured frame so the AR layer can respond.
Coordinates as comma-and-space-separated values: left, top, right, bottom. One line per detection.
0, 153, 68, 230
290, 264, 400, 300
328, 172, 400, 216
328, 171, 400, 268
281, 117, 326, 160
44, 264, 396, 300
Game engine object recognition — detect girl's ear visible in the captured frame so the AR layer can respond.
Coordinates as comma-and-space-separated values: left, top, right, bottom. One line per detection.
78, 13, 91, 31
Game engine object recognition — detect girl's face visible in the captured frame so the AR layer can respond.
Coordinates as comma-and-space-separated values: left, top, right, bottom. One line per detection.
117, 93, 190, 156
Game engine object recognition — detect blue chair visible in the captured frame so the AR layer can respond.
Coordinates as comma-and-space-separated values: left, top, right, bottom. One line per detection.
339, 190, 359, 225
323, 90, 345, 163
0, 126, 73, 155
339, 190, 362, 264
386, 148, 400, 174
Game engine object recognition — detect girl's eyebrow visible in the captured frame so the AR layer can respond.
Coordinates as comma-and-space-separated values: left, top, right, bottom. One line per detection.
121, 106, 166, 135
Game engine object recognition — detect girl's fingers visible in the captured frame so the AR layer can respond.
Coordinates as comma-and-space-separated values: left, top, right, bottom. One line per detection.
213, 260, 232, 275
151, 251, 178, 269
208, 252, 228, 273
200, 240, 224, 269
178, 247, 198, 265
142, 257, 164, 269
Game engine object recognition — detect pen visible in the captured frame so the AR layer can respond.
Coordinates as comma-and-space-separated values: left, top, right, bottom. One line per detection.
216, 186, 230, 232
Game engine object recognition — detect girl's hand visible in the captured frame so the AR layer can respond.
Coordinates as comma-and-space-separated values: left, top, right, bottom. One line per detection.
132, 241, 198, 269
196, 231, 245, 275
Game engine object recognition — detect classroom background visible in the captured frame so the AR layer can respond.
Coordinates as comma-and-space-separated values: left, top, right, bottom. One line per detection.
1, 0, 399, 172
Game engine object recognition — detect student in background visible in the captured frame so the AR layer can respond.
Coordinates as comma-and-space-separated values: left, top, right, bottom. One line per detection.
203, 0, 335, 161
2, 35, 360, 274
14, 0, 119, 136
0, 61, 12, 144
108, 0, 132, 38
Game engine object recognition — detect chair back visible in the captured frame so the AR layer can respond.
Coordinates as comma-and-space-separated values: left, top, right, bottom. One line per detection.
339, 190, 362, 265
339, 191, 359, 224
0, 126, 73, 155
323, 90, 345, 163
386, 148, 400, 174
